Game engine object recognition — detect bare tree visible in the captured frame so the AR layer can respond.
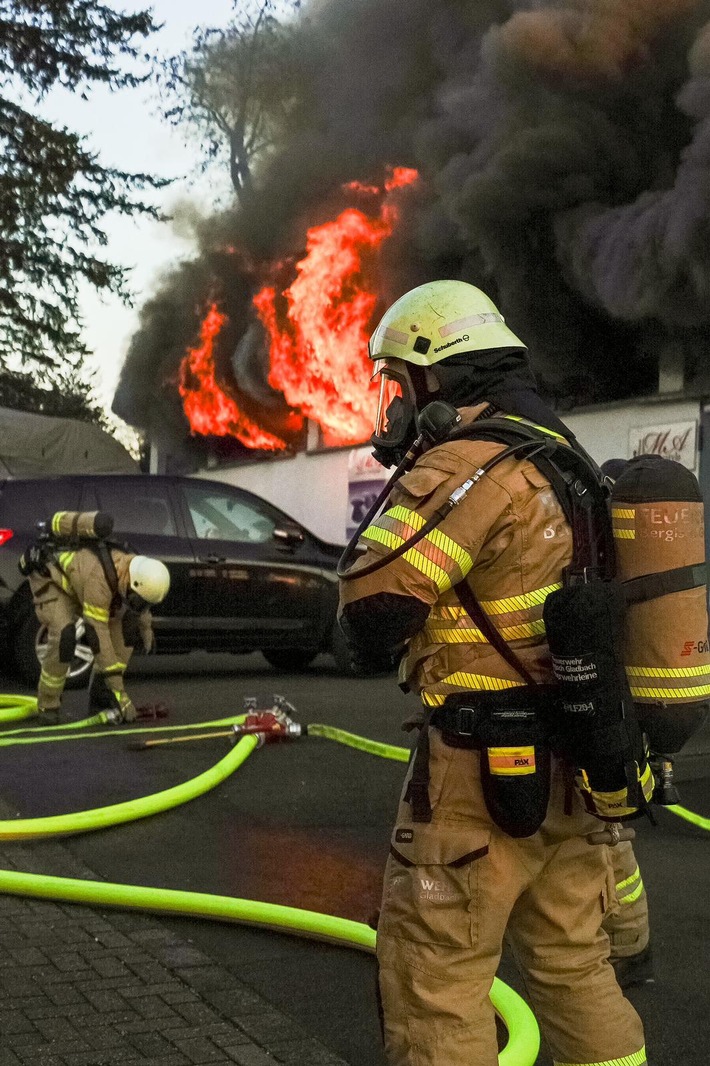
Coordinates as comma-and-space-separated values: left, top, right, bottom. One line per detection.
161, 0, 303, 207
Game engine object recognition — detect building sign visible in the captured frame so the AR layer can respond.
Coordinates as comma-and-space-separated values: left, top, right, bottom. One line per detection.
629, 420, 698, 471
346, 446, 388, 539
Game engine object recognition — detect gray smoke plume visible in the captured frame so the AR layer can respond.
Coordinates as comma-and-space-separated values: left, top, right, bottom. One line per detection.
116, 0, 710, 453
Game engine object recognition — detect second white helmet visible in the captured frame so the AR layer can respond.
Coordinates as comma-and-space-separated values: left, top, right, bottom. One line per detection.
128, 556, 170, 605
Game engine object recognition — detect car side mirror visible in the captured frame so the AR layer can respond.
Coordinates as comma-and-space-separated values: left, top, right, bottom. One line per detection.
273, 523, 305, 551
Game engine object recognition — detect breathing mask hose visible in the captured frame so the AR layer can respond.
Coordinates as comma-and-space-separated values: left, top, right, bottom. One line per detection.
339, 438, 551, 581
337, 435, 425, 579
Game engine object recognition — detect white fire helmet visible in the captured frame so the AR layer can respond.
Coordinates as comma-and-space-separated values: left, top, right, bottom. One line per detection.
128, 556, 171, 605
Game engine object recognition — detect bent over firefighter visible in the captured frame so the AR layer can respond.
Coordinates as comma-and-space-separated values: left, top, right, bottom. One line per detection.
22, 511, 170, 723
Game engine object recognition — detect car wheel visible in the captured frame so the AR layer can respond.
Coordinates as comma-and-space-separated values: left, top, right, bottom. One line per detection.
330, 618, 353, 675
261, 647, 319, 672
13, 614, 94, 690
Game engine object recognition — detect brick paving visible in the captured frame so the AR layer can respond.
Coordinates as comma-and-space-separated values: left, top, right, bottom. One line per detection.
0, 837, 349, 1066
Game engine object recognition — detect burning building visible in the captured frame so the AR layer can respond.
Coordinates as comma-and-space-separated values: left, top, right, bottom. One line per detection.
114, 0, 710, 540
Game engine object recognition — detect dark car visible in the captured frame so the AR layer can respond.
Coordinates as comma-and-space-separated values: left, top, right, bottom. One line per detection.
0, 474, 351, 687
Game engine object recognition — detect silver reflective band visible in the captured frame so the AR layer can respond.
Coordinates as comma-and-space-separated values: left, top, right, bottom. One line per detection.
439, 312, 504, 337
383, 326, 409, 345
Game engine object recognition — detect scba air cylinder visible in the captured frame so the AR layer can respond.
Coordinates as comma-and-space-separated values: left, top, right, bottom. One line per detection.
611, 455, 710, 753
49, 511, 114, 540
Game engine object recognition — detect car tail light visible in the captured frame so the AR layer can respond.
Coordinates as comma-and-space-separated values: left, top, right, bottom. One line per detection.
0, 529, 13, 546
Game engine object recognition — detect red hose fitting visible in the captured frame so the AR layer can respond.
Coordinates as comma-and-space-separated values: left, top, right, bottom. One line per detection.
231, 696, 304, 747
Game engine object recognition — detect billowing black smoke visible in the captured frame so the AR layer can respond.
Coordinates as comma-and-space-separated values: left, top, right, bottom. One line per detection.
115, 0, 710, 456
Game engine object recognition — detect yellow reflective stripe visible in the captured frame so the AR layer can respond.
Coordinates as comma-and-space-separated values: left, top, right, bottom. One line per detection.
480, 584, 562, 615
426, 618, 546, 644
619, 881, 645, 905
83, 603, 110, 623
626, 663, 710, 678
363, 525, 402, 552
426, 624, 488, 644
363, 526, 454, 592
502, 415, 567, 443
60, 575, 72, 593
630, 683, 710, 699
52, 512, 66, 534
612, 507, 635, 519
363, 505, 424, 540
57, 551, 75, 571
613, 528, 635, 539
386, 504, 425, 529
102, 661, 127, 673
424, 526, 472, 573
40, 670, 65, 689
430, 605, 468, 619
429, 672, 526, 693
363, 508, 472, 594
554, 1046, 646, 1066
422, 692, 447, 707
616, 865, 641, 893
402, 546, 456, 593
499, 619, 546, 640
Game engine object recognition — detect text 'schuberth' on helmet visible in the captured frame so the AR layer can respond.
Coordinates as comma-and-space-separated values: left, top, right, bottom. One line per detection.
368, 280, 525, 466
128, 556, 170, 607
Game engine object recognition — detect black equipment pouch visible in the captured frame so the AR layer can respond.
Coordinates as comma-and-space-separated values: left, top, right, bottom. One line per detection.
543, 578, 654, 820
432, 688, 556, 838
121, 608, 142, 649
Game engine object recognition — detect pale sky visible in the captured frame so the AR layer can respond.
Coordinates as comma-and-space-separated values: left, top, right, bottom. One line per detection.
41, 0, 237, 426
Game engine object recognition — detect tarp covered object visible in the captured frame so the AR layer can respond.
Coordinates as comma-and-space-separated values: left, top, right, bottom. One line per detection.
0, 407, 138, 477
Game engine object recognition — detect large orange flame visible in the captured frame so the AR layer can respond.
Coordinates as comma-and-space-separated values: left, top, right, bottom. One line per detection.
178, 304, 289, 450
179, 166, 419, 449
256, 166, 419, 446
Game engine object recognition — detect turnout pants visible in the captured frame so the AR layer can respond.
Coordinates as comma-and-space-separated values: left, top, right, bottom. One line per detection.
31, 578, 77, 712
30, 575, 134, 715
377, 729, 647, 1066
603, 839, 649, 960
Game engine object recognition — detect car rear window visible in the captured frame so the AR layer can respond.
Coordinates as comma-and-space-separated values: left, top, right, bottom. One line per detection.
92, 481, 177, 537
0, 480, 82, 531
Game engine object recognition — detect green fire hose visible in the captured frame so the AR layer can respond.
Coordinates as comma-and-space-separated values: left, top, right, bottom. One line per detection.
0, 701, 706, 1065
0, 866, 540, 1066
0, 703, 541, 1065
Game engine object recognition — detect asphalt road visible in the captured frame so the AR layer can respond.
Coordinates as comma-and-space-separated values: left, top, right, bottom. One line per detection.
0, 651, 709, 1065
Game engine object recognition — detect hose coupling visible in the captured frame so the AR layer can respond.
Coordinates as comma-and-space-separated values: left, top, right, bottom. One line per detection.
231, 696, 304, 745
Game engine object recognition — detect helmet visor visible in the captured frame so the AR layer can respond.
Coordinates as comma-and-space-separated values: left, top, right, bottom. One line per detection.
373, 361, 405, 441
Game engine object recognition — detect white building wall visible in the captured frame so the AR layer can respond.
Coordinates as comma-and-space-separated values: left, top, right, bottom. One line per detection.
562, 398, 700, 476
195, 447, 352, 544
194, 396, 704, 544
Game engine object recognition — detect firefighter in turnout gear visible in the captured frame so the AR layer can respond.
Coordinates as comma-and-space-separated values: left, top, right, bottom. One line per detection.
338, 281, 649, 1065
26, 518, 170, 723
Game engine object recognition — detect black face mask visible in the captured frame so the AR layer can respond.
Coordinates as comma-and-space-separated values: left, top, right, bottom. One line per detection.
370, 395, 418, 468
126, 591, 149, 613
369, 362, 433, 468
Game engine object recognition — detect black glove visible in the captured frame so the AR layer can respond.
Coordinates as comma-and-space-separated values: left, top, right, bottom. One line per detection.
121, 608, 143, 649
18, 545, 49, 577
350, 653, 398, 678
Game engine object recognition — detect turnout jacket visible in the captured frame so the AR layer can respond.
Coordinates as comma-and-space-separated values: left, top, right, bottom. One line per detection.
339, 405, 574, 707
48, 547, 153, 656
